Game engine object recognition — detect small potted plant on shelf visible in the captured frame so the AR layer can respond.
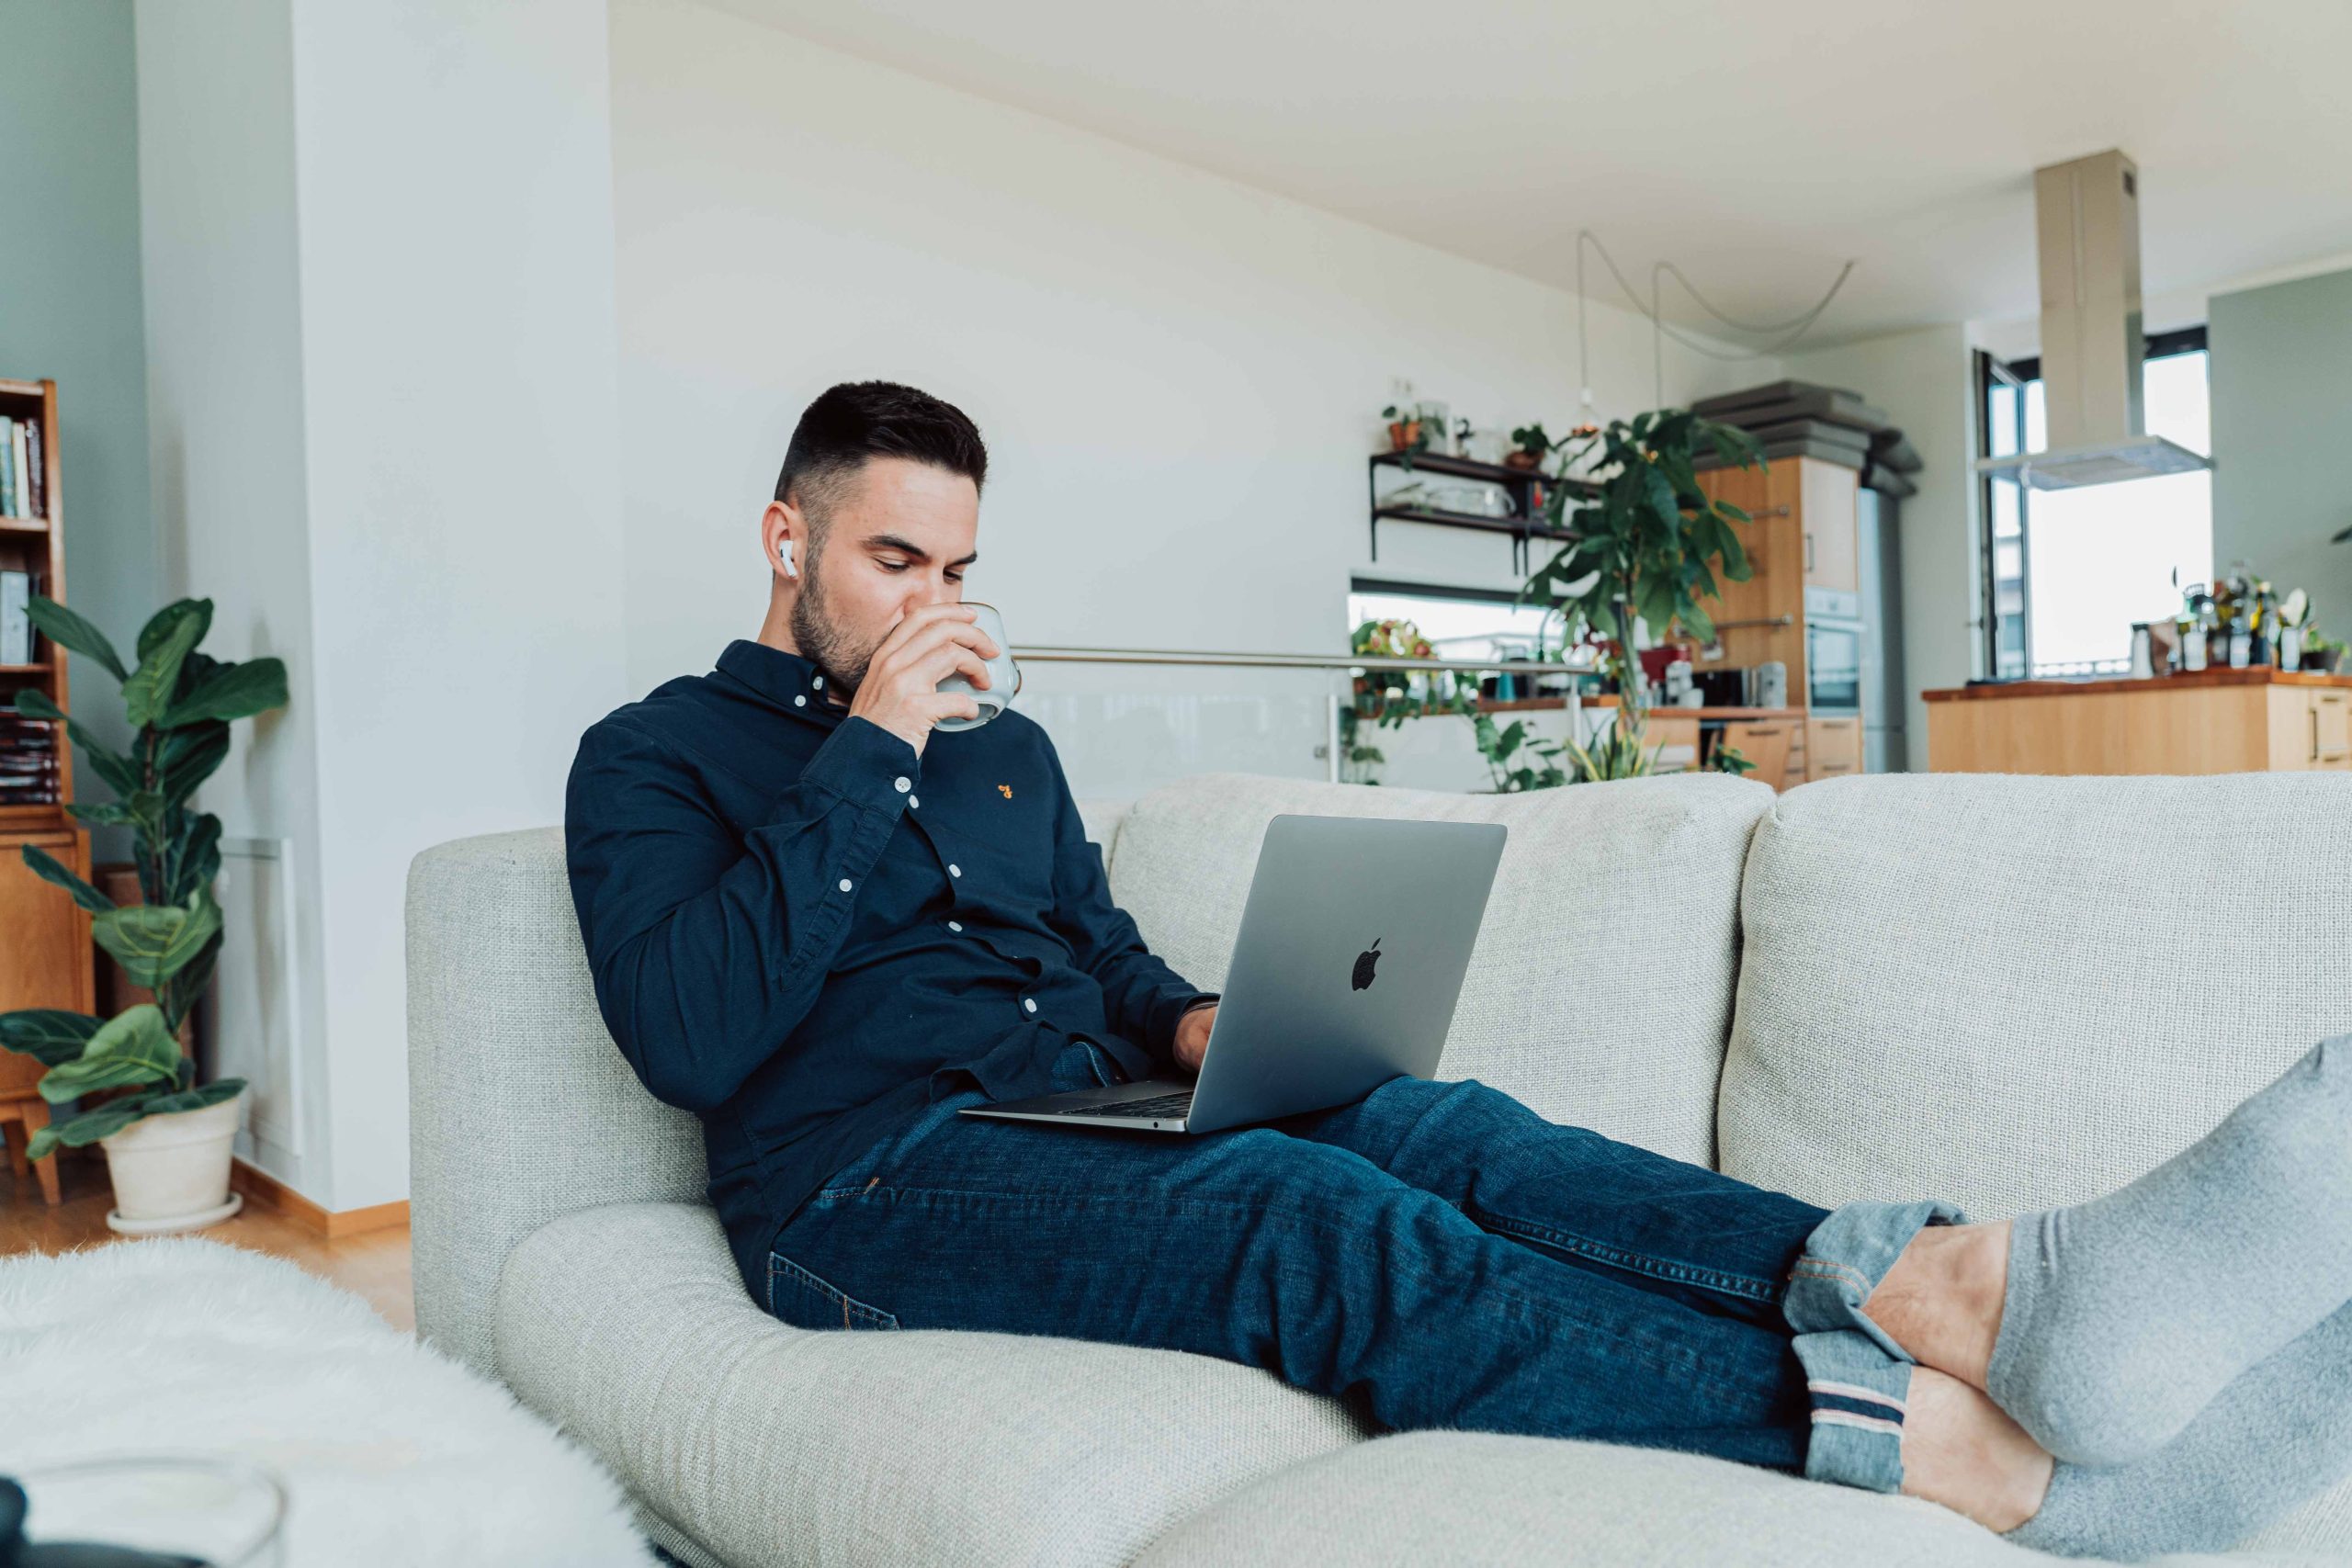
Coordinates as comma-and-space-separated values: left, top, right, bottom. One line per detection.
1, 596, 288, 1233
1505, 423, 1552, 471
1381, 403, 1430, 455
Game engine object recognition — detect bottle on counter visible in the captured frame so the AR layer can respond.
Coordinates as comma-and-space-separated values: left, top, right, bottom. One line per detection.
2182, 588, 2213, 671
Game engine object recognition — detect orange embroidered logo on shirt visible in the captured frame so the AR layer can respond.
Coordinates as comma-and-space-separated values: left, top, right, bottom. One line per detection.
998, 784, 1013, 798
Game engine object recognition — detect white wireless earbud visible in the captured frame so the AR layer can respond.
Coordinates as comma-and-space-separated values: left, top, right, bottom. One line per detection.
779, 539, 797, 578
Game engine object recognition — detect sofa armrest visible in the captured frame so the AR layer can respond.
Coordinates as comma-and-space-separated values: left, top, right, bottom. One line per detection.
495, 1202, 1363, 1568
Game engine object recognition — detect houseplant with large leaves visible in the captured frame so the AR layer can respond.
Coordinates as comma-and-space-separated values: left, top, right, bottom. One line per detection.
1520, 410, 1764, 728
1, 596, 287, 1224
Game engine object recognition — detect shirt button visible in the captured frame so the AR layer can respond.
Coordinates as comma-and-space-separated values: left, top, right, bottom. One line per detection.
894, 776, 911, 793
909, 795, 920, 809
947, 919, 963, 932
1023, 998, 1037, 1014
837, 878, 853, 893
794, 695, 807, 707
948, 863, 962, 878
812, 675, 825, 689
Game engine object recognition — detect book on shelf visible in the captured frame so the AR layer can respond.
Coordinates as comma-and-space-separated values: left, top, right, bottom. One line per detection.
0, 413, 46, 521
0, 714, 60, 806
1, 570, 29, 663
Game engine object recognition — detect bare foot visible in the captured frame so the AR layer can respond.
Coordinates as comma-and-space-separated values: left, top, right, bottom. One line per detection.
1901, 1365, 2053, 1533
1863, 1219, 2010, 1391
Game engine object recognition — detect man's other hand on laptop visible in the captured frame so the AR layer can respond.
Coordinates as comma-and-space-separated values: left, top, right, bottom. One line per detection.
1175, 1004, 1217, 1074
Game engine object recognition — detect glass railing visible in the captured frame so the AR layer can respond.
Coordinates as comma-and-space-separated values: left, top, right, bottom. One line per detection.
1009, 644, 1604, 797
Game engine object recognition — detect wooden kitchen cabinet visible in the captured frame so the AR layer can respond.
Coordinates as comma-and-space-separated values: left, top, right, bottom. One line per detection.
1925, 668, 2352, 774
1804, 716, 1862, 781
2270, 684, 2351, 771
1778, 458, 1859, 595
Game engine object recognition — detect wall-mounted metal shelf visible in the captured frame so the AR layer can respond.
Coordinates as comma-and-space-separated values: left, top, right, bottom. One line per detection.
1365, 450, 1597, 575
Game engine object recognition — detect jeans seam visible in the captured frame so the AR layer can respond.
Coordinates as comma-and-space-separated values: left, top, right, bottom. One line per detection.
1477, 1212, 1787, 1305
767, 1249, 901, 1330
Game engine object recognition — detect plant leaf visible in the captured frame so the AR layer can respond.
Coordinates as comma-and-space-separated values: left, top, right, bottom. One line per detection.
38, 1005, 181, 1102
161, 813, 223, 906
136, 599, 214, 667
157, 720, 232, 804
135, 1078, 244, 1118
19, 843, 115, 913
0, 1010, 105, 1066
28, 1094, 163, 1159
26, 596, 128, 682
161, 658, 287, 729
91, 896, 222, 992
123, 609, 208, 730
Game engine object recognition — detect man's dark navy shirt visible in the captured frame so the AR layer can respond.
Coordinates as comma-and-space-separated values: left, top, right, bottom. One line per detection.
565, 639, 1215, 1301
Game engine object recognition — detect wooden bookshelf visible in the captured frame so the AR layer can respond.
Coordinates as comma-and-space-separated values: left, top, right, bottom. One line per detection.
0, 375, 95, 1204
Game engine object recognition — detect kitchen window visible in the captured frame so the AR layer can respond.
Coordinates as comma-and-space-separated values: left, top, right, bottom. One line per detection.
1978, 327, 2213, 678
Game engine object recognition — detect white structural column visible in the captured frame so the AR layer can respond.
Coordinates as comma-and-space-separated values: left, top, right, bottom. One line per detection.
136, 0, 627, 1211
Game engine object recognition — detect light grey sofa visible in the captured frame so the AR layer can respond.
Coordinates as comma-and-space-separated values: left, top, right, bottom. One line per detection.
406, 769, 2352, 1567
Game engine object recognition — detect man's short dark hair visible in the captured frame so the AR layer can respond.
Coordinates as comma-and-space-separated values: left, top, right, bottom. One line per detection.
773, 381, 988, 530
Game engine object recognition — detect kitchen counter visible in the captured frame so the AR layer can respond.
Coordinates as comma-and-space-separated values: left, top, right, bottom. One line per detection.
1923, 666, 2352, 774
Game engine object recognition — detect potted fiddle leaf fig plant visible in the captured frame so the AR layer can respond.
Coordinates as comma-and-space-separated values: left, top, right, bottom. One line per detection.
1, 595, 288, 1233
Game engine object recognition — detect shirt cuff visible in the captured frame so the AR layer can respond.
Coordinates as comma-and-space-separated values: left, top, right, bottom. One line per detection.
1145, 988, 1221, 1063
797, 716, 921, 816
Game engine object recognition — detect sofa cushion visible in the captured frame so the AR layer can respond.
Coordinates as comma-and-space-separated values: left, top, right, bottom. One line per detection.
493, 1201, 1362, 1568
1132, 1429, 2312, 1567
1719, 773, 2352, 1218
1105, 772, 1776, 1165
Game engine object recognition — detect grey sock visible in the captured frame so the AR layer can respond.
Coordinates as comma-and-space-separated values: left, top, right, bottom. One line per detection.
1986, 1034, 2352, 1465
2002, 1294, 2352, 1559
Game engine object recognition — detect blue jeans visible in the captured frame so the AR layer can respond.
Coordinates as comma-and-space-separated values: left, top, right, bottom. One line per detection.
765, 1041, 1952, 1493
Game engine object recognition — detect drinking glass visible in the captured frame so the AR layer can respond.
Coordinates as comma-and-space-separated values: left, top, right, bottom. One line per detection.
933, 601, 1022, 732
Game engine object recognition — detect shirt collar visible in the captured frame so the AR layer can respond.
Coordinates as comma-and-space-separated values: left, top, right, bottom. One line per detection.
716, 638, 843, 724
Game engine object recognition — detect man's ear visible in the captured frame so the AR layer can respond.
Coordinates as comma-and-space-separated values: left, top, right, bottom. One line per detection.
761, 500, 802, 581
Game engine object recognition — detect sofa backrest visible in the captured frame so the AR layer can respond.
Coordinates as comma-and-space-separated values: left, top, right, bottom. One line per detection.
1106, 772, 1775, 1167
1719, 772, 2352, 1218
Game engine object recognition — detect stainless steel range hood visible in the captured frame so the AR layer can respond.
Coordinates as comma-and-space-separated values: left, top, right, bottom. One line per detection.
1977, 149, 2212, 491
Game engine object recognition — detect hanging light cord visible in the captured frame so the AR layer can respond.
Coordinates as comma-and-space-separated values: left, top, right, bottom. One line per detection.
1575, 230, 1857, 409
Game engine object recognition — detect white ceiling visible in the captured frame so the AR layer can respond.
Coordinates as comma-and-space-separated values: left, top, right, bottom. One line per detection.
703, 0, 2352, 345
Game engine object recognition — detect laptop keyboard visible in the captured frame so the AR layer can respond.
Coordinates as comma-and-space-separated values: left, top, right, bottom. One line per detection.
1059, 1091, 1193, 1120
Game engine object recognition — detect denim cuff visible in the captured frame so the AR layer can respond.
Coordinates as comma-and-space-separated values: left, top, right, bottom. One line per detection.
1783, 1198, 1970, 1494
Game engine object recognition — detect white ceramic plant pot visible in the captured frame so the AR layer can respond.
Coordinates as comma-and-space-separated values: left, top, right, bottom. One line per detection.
100, 1088, 246, 1235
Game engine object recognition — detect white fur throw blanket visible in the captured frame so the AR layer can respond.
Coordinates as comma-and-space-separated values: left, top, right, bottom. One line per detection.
0, 1238, 655, 1567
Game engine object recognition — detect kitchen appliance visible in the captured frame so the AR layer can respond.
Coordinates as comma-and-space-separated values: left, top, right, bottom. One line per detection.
1804, 586, 1863, 716
1974, 149, 2210, 491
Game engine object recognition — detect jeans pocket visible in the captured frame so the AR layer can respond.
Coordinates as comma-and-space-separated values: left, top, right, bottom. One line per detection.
766, 1249, 901, 1331
1080, 1037, 1128, 1087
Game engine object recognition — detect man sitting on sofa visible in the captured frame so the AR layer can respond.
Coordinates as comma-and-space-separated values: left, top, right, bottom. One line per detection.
566, 380, 2352, 1559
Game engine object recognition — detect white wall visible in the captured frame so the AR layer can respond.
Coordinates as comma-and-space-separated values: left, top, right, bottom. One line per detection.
136, 0, 628, 1210
2211, 266, 2352, 628
610, 0, 1770, 798
1782, 325, 1982, 761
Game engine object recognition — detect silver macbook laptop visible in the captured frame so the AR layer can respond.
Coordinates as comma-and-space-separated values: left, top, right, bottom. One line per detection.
962, 814, 1506, 1134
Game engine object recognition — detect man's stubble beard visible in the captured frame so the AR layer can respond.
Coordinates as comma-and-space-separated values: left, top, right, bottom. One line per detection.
786, 555, 876, 699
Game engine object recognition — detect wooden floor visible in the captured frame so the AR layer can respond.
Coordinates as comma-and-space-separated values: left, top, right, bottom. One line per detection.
0, 1148, 415, 1332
